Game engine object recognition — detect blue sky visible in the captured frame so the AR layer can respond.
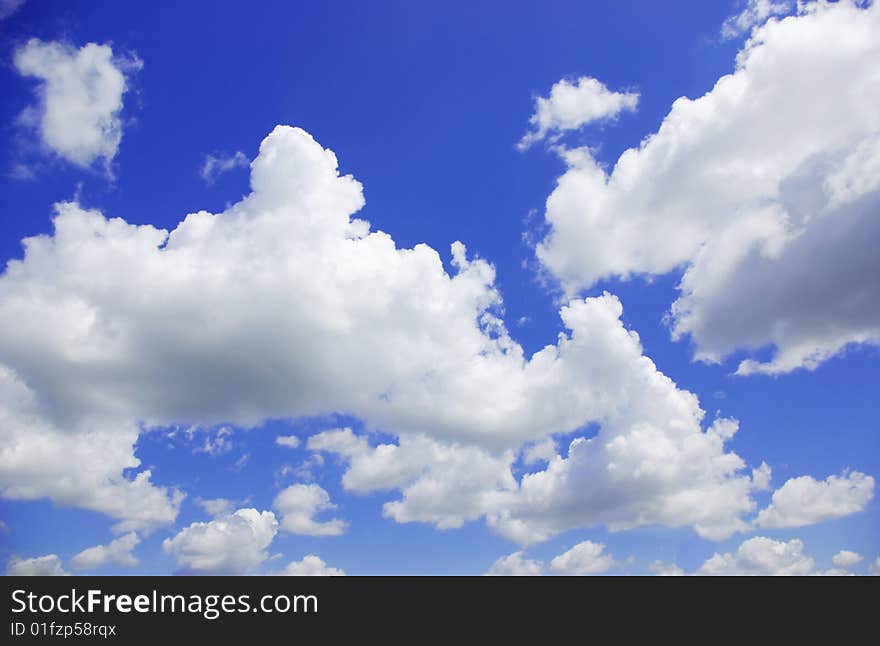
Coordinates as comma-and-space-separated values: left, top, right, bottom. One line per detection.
0, 0, 878, 576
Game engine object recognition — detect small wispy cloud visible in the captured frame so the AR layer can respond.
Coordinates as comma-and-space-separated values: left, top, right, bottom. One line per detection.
200, 150, 249, 183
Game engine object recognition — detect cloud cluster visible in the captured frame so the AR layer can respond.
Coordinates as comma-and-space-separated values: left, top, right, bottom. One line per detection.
536, 1, 880, 375
0, 120, 868, 548
831, 550, 862, 568
13, 39, 140, 168
518, 76, 638, 150
755, 471, 874, 529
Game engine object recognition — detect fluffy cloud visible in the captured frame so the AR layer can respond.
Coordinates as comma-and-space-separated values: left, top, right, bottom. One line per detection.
277, 555, 345, 576
549, 540, 615, 575
649, 561, 685, 576
0, 123, 840, 545
518, 76, 638, 149
273, 484, 346, 536
201, 151, 249, 183
309, 428, 515, 530
485, 551, 544, 576
162, 508, 277, 574
13, 39, 140, 168
308, 296, 766, 545
536, 1, 880, 375
870, 557, 880, 575
70, 532, 140, 570
196, 497, 235, 517
0, 0, 25, 21
831, 550, 862, 569
6, 554, 68, 576
698, 536, 815, 575
193, 426, 233, 456
755, 471, 874, 529
488, 416, 760, 545
721, 0, 792, 39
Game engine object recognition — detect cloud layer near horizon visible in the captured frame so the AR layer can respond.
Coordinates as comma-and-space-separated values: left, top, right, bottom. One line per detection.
0, 122, 871, 551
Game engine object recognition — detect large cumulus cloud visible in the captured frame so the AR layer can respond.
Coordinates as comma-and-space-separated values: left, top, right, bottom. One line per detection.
0, 124, 868, 546
535, 1, 880, 375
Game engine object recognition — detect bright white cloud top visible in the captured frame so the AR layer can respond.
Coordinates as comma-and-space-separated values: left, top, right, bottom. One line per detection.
485, 551, 544, 576
162, 508, 278, 575
549, 540, 615, 575
13, 39, 140, 169
721, 0, 792, 39
698, 536, 816, 576
755, 471, 874, 529
0, 121, 870, 554
518, 76, 638, 150
535, 1, 880, 375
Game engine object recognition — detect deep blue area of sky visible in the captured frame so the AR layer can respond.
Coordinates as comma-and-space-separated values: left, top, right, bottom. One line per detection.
0, 1, 876, 574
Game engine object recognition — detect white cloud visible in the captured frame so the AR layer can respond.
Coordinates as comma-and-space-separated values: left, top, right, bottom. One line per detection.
201, 151, 249, 183
276, 555, 345, 576
831, 550, 862, 569
755, 471, 874, 529
0, 123, 839, 545
273, 484, 346, 536
535, 1, 880, 375
698, 536, 815, 575
13, 39, 140, 168
0, 367, 183, 533
549, 540, 615, 575
487, 406, 758, 546
721, 0, 793, 39
6, 554, 68, 576
70, 532, 140, 570
196, 497, 235, 517
485, 551, 543, 576
162, 508, 278, 575
309, 428, 516, 530
870, 557, 880, 575
649, 560, 685, 576
275, 435, 301, 449
519, 76, 638, 149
